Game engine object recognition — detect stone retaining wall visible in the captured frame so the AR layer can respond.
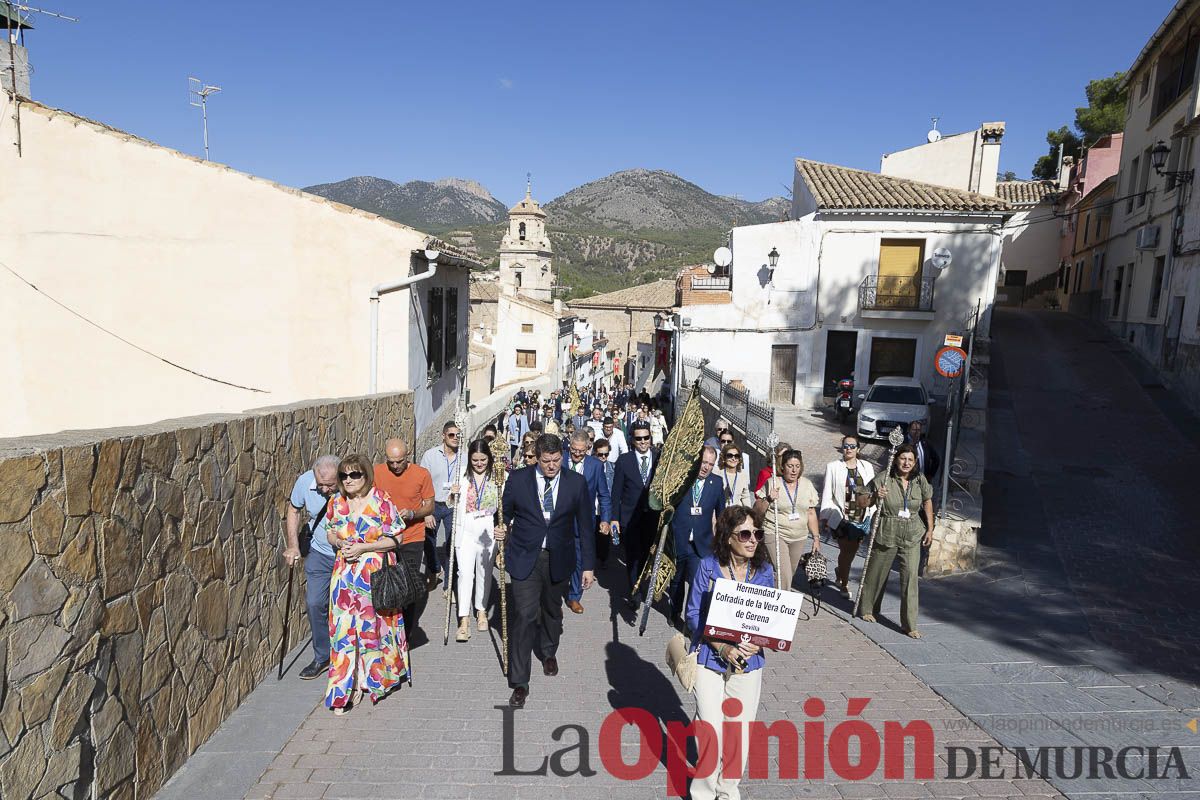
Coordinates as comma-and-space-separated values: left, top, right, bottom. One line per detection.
0, 391, 414, 800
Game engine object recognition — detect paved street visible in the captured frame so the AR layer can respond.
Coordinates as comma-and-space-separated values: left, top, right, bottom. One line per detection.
158, 555, 1064, 800
154, 308, 1200, 800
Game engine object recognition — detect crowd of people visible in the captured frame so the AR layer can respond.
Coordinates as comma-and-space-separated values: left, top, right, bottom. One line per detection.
282, 380, 940, 796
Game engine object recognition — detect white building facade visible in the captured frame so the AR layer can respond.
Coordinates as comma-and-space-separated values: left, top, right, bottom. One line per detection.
677, 159, 1010, 407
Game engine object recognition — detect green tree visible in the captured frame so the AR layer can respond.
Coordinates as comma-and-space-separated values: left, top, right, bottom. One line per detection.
1032, 72, 1127, 179
1076, 73, 1128, 144
998, 170, 1019, 182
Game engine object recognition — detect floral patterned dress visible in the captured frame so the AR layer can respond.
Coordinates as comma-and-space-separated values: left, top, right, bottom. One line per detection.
324, 487, 409, 709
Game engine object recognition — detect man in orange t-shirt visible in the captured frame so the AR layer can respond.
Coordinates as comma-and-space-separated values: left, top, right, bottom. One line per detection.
374, 437, 435, 640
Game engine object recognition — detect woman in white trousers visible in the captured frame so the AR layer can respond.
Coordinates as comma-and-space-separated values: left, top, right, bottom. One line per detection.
452, 439, 500, 642
685, 506, 773, 800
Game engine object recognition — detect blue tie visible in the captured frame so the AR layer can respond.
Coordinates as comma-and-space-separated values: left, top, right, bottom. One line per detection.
542, 478, 555, 515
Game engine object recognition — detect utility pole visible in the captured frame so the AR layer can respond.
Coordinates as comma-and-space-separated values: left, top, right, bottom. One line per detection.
188, 76, 221, 161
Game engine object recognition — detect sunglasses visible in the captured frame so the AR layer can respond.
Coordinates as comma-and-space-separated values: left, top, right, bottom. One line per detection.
633, 435, 651, 441
734, 528, 765, 543
338, 471, 365, 481
842, 444, 859, 450
725, 452, 741, 459
446, 432, 461, 438
523, 453, 537, 460
594, 451, 610, 458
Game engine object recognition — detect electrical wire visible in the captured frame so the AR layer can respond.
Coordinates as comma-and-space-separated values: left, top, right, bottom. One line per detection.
1, 259, 269, 393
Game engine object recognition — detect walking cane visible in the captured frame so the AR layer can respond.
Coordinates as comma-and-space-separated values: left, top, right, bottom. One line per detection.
444, 407, 470, 646
277, 561, 295, 680
853, 426, 906, 617
765, 432, 782, 589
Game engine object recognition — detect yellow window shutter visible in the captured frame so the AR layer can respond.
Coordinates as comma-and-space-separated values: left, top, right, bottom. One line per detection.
878, 240, 924, 278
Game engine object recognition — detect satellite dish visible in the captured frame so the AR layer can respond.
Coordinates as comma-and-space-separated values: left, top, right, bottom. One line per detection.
931, 247, 952, 270
713, 246, 733, 268
706, 264, 716, 274
927, 129, 942, 143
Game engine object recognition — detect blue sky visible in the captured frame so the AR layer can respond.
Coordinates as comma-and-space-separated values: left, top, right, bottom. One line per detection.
18, 0, 1168, 205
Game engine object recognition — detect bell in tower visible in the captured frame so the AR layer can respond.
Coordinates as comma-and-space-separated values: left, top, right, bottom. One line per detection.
498, 176, 555, 304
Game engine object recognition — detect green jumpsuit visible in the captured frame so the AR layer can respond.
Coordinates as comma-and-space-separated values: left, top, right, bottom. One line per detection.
857, 473, 932, 632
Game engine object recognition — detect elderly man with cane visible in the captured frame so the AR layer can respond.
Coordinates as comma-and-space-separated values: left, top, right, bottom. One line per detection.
283, 455, 340, 680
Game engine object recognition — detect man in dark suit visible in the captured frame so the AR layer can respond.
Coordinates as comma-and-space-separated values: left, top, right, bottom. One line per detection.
609, 421, 658, 602
906, 421, 941, 482
668, 446, 725, 627
498, 434, 595, 709
563, 432, 612, 614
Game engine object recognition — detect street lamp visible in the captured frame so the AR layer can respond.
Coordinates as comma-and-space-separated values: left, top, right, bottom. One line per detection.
767, 247, 780, 283
1151, 140, 1194, 186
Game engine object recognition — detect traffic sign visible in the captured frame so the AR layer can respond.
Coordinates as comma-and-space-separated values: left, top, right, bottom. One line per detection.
943, 334, 964, 347
935, 346, 967, 378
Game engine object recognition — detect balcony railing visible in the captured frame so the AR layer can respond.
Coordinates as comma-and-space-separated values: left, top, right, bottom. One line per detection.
689, 275, 731, 290
859, 275, 936, 312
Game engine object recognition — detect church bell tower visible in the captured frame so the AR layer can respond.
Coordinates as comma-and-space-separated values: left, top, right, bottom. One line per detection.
498, 178, 554, 303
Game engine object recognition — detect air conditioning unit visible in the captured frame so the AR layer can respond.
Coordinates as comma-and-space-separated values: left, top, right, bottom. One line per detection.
1136, 225, 1160, 250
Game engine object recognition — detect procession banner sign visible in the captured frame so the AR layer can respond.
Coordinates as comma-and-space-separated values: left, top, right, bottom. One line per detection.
703, 578, 803, 651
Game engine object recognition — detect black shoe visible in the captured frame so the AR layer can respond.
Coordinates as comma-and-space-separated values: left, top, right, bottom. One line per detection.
299, 660, 328, 680
542, 657, 559, 677
509, 686, 529, 708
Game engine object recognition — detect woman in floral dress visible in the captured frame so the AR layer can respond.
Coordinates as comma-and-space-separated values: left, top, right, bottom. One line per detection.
323, 453, 409, 713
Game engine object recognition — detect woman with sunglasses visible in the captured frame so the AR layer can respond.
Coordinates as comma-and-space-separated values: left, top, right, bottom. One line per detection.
451, 440, 501, 642
855, 444, 934, 638
718, 443, 752, 508
323, 453, 408, 713
685, 506, 773, 800
819, 435, 876, 599
753, 449, 820, 591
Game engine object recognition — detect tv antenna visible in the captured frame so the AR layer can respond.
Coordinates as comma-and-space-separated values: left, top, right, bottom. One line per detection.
188, 76, 221, 161
4, 1, 79, 156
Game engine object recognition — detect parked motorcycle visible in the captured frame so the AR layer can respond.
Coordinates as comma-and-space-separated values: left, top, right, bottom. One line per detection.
833, 375, 855, 423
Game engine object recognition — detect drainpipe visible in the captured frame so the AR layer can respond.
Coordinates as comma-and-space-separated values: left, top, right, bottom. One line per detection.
370, 247, 440, 393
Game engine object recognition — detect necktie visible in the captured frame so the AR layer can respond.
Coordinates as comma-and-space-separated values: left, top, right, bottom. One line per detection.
541, 478, 555, 515
692, 480, 703, 506
640, 456, 650, 484
606, 463, 614, 485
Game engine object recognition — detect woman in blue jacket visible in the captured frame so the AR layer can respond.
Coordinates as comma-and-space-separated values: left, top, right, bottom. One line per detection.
686, 505, 774, 800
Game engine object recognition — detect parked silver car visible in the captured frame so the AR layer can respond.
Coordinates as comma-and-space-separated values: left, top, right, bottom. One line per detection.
855, 377, 934, 441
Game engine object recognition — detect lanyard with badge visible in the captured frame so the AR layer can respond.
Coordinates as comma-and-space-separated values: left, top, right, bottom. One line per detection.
897, 477, 914, 519
724, 470, 737, 503
690, 479, 704, 516
783, 479, 802, 521
470, 473, 489, 515
443, 450, 459, 493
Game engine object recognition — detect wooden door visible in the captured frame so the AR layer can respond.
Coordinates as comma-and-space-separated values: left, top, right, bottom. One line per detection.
877, 240, 924, 308
770, 345, 797, 404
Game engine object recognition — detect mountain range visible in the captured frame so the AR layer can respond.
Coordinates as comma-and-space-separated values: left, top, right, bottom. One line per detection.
303, 169, 787, 298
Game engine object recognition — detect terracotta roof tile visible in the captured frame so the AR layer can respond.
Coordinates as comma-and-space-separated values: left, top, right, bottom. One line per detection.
994, 180, 1059, 205
567, 279, 677, 309
795, 159, 1011, 213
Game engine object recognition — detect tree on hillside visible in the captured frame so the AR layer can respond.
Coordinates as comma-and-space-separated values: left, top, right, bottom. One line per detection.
998, 170, 1019, 182
1032, 72, 1127, 180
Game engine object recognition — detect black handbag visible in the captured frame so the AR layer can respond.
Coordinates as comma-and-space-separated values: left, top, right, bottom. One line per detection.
298, 497, 330, 557
371, 535, 425, 612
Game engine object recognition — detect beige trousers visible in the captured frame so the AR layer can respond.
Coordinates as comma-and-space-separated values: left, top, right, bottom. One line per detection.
764, 532, 808, 591
691, 666, 763, 800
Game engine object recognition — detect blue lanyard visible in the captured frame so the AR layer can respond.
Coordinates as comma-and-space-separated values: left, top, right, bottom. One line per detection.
899, 478, 914, 512
783, 480, 799, 515
443, 450, 459, 483
471, 474, 488, 511
692, 480, 703, 507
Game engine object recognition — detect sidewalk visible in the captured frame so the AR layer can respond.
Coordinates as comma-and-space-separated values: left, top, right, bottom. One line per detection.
157, 556, 1065, 800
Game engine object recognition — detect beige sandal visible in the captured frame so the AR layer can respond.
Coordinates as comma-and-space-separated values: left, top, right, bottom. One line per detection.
859, 614, 876, 623
906, 629, 922, 639
476, 610, 489, 632
456, 618, 471, 642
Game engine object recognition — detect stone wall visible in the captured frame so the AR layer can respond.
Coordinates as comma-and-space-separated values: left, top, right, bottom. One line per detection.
0, 391, 414, 800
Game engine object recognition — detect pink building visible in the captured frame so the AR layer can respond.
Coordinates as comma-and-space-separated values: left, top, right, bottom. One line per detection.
1055, 133, 1124, 301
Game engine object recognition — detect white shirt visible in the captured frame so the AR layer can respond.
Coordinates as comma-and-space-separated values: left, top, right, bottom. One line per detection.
914, 441, 926, 474
535, 469, 561, 548
605, 428, 629, 459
